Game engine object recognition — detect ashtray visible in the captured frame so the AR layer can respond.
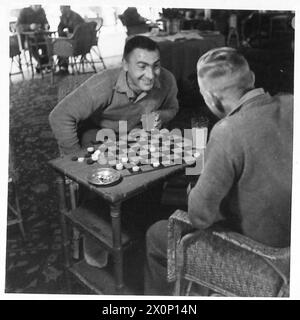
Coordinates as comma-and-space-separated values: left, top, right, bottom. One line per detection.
87, 167, 122, 186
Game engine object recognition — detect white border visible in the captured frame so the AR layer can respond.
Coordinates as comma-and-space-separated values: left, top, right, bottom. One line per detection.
1, 0, 299, 300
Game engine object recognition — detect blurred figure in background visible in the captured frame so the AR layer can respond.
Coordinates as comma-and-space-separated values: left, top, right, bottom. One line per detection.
16, 4, 50, 73
56, 5, 85, 75
119, 7, 149, 36
58, 5, 84, 37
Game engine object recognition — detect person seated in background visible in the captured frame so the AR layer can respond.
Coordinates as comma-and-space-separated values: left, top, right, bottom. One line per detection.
16, 4, 50, 73
119, 7, 149, 36
56, 5, 85, 75
49, 35, 179, 268
144, 47, 293, 295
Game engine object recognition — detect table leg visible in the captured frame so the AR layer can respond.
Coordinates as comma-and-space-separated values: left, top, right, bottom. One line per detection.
57, 174, 73, 292
110, 202, 123, 293
57, 175, 71, 267
68, 181, 80, 259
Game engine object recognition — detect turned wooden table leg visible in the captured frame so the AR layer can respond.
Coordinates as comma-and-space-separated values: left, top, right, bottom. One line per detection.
110, 202, 123, 293
56, 174, 72, 291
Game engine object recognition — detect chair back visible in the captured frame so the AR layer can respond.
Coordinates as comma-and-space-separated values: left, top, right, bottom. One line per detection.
85, 17, 103, 46
71, 21, 97, 56
9, 34, 21, 58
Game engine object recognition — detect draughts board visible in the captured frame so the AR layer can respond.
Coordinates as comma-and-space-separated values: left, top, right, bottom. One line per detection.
73, 129, 207, 177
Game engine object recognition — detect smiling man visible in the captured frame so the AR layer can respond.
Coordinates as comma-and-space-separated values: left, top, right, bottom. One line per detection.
49, 35, 179, 155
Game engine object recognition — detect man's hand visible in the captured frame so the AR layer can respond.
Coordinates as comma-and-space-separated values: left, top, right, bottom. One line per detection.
30, 23, 41, 30
153, 112, 162, 129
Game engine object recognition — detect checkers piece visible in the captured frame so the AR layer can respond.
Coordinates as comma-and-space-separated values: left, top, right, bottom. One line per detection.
132, 166, 140, 172
124, 162, 133, 169
121, 157, 128, 163
116, 163, 123, 170
149, 145, 156, 153
86, 158, 95, 165
91, 154, 99, 161
152, 161, 160, 168
184, 156, 196, 165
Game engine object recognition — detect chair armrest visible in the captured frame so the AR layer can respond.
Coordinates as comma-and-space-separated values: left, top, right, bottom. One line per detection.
167, 209, 195, 282
212, 230, 290, 260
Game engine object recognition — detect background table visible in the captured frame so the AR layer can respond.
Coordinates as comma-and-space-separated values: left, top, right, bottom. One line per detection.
148, 31, 225, 84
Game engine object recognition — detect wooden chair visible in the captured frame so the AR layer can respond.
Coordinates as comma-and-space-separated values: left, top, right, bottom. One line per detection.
168, 210, 290, 297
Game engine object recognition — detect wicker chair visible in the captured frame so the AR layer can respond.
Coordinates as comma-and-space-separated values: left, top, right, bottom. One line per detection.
168, 209, 290, 297
52, 22, 97, 75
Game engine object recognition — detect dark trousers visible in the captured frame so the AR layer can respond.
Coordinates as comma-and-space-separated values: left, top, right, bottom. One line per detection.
58, 56, 69, 69
28, 34, 50, 67
144, 219, 211, 296
144, 220, 174, 295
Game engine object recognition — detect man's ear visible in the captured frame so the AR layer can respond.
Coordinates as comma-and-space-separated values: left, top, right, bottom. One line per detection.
250, 70, 255, 87
122, 59, 128, 72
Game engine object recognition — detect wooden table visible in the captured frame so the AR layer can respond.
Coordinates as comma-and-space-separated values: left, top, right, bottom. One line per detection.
49, 151, 189, 294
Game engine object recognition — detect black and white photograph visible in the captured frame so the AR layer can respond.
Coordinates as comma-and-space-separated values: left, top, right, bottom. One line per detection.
2, 0, 299, 299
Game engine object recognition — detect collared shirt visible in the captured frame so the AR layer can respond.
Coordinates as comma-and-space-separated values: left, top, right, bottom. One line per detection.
49, 67, 179, 154
228, 88, 266, 116
188, 90, 293, 247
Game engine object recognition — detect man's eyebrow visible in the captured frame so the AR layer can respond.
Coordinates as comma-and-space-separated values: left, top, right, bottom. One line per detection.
136, 59, 161, 65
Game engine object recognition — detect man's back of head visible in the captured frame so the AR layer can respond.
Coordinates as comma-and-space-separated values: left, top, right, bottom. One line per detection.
197, 47, 255, 118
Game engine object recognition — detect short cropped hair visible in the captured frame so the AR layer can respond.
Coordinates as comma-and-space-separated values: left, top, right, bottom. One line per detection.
123, 36, 160, 60
197, 47, 253, 92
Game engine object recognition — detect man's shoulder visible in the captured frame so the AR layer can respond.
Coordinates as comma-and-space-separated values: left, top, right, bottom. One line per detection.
211, 91, 294, 140
71, 10, 83, 19
82, 67, 122, 91
20, 7, 31, 15
273, 92, 294, 107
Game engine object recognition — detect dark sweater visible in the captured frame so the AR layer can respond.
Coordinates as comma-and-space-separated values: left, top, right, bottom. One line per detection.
188, 90, 293, 247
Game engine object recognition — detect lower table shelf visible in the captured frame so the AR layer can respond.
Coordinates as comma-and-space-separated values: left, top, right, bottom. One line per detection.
64, 203, 132, 251
68, 253, 144, 295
